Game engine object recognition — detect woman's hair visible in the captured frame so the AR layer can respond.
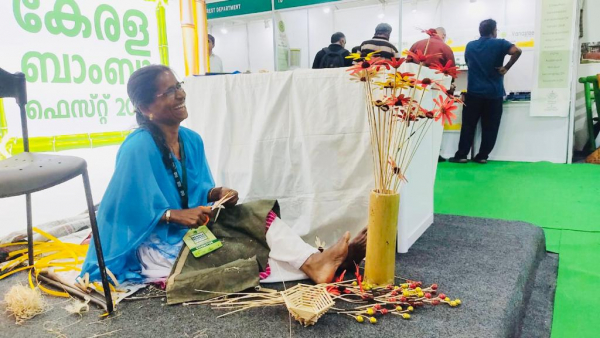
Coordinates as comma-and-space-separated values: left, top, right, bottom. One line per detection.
127, 64, 173, 168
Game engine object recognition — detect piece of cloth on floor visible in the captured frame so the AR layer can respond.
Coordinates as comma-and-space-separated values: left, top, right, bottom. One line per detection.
166, 199, 278, 304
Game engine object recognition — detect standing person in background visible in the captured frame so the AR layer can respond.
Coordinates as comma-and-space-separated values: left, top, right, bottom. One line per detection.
408, 27, 457, 162
360, 23, 399, 60
449, 19, 521, 164
208, 34, 223, 73
408, 27, 455, 67
312, 32, 353, 69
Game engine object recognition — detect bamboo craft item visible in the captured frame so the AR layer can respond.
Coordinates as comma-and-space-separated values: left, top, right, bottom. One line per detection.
364, 191, 400, 286
189, 269, 462, 327
346, 29, 459, 286
281, 284, 334, 327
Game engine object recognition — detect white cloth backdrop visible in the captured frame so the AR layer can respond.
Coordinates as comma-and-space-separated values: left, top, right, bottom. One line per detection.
184, 67, 447, 258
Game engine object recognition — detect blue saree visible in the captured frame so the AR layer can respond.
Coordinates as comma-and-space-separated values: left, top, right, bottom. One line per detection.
81, 127, 214, 283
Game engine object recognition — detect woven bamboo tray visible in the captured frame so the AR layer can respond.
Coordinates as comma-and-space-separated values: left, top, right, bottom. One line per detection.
281, 284, 334, 326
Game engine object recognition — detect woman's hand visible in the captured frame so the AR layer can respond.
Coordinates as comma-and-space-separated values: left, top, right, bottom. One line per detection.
209, 187, 239, 207
169, 207, 212, 228
219, 187, 239, 207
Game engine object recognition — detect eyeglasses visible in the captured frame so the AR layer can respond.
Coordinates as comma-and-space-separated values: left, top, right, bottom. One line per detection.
156, 81, 185, 98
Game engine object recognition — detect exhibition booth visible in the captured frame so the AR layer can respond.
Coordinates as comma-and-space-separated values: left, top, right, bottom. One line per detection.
0, 0, 598, 336
207, 0, 577, 163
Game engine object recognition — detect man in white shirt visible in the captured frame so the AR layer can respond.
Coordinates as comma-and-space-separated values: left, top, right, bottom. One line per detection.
208, 34, 224, 73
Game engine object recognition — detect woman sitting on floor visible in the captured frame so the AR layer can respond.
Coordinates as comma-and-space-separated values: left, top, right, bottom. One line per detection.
81, 65, 365, 296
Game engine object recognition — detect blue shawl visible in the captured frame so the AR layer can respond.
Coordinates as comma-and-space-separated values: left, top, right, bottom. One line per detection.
81, 127, 215, 283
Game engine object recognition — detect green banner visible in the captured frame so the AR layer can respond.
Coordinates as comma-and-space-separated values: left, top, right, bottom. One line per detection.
206, 0, 272, 19
274, 0, 339, 10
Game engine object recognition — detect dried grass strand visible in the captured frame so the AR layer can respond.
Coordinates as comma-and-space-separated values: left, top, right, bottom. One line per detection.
3, 284, 47, 324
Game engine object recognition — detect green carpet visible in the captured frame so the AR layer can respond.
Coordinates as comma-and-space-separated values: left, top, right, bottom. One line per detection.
434, 161, 600, 338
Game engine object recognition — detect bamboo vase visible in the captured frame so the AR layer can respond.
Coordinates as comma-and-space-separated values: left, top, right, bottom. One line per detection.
364, 190, 400, 286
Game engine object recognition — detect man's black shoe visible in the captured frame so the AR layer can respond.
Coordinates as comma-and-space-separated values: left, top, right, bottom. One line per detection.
448, 157, 468, 163
438, 155, 447, 162
472, 157, 488, 164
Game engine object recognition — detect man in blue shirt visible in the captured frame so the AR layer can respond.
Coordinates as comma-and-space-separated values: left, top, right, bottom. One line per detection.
450, 19, 521, 164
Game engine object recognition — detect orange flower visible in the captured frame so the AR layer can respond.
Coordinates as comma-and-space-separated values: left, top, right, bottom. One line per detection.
349, 69, 377, 82
430, 60, 460, 78
326, 270, 347, 295
375, 57, 406, 69
347, 60, 375, 75
431, 80, 448, 93
416, 78, 434, 88
419, 106, 439, 119
354, 263, 364, 293
385, 94, 411, 108
370, 57, 390, 71
403, 49, 440, 64
434, 95, 458, 125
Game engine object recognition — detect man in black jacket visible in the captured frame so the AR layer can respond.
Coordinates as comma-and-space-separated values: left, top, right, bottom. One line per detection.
312, 32, 353, 69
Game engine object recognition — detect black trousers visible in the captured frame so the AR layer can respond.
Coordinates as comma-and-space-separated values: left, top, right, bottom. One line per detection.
455, 94, 504, 160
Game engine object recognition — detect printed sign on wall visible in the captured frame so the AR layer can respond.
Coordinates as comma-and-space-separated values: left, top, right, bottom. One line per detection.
0, 0, 185, 140
530, 0, 577, 117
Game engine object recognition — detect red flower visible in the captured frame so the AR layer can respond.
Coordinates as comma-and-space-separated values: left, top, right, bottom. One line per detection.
416, 78, 433, 88
430, 80, 462, 103
430, 60, 460, 79
404, 50, 428, 63
405, 49, 442, 64
376, 57, 406, 69
419, 106, 438, 119
369, 57, 389, 71
385, 94, 410, 107
421, 28, 438, 37
354, 263, 364, 293
326, 285, 340, 296
431, 80, 449, 94
326, 270, 346, 295
434, 95, 458, 125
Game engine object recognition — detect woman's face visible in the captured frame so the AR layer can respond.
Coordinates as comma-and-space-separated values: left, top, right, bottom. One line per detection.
144, 70, 187, 126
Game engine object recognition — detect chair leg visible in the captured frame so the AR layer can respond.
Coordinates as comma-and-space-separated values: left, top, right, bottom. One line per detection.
82, 170, 114, 314
26, 193, 34, 267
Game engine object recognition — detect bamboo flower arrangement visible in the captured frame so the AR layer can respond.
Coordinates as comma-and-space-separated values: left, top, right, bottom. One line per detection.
347, 29, 460, 286
346, 28, 460, 193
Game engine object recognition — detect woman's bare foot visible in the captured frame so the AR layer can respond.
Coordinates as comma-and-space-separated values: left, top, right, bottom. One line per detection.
339, 227, 367, 272
301, 232, 350, 284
